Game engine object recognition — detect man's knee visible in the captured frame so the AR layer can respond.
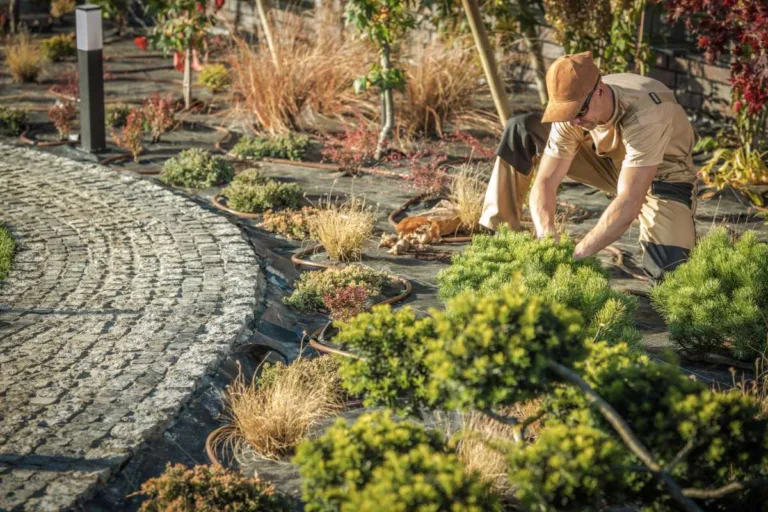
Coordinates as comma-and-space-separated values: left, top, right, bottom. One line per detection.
641, 242, 690, 282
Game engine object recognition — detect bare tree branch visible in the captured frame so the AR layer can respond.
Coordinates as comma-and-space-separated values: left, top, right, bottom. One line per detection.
547, 361, 703, 512
683, 479, 768, 500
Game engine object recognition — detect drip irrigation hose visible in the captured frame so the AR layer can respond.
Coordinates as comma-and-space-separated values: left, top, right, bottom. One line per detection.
19, 129, 76, 148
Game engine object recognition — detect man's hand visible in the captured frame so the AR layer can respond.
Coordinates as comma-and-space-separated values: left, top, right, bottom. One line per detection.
529, 154, 574, 239
574, 165, 657, 259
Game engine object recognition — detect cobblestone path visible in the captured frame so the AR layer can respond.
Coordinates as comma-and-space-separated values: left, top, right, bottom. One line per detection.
0, 144, 261, 511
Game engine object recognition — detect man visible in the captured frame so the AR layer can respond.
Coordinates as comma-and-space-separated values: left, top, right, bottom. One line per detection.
480, 52, 697, 281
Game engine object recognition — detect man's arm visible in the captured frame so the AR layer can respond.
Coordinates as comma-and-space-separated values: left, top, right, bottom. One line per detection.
573, 165, 657, 259
529, 153, 574, 238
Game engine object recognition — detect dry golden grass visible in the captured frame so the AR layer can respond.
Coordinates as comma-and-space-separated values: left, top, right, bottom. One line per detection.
400, 40, 485, 138
449, 164, 487, 233
213, 357, 344, 462
4, 33, 43, 84
310, 197, 376, 262
731, 355, 768, 417
443, 400, 544, 495
227, 13, 372, 135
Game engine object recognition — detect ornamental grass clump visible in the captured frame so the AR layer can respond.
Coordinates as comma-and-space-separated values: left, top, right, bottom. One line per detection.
284, 264, 391, 312
437, 226, 639, 346
294, 411, 500, 512
334, 305, 436, 416
133, 462, 291, 511
310, 198, 376, 262
449, 164, 487, 233
231, 134, 311, 161
212, 357, 344, 462
222, 170, 304, 213
4, 33, 43, 84
160, 148, 234, 188
0, 107, 27, 136
651, 227, 768, 361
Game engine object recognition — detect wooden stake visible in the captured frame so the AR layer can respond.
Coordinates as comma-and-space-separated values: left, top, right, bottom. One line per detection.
256, 0, 279, 67
461, 0, 529, 228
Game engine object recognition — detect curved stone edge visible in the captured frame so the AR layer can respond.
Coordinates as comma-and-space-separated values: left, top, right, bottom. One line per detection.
0, 143, 265, 509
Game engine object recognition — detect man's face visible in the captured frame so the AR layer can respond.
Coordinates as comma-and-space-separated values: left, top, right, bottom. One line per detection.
568, 83, 604, 131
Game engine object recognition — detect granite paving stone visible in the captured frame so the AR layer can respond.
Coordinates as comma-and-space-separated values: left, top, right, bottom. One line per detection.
0, 144, 261, 511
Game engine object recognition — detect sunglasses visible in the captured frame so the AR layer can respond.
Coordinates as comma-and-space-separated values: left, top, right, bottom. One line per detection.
575, 75, 601, 119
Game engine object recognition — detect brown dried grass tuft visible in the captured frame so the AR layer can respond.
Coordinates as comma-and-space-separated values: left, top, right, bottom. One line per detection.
227, 13, 372, 135
449, 164, 488, 233
213, 357, 344, 462
731, 355, 768, 417
4, 33, 43, 84
447, 400, 544, 495
310, 197, 376, 262
400, 40, 485, 138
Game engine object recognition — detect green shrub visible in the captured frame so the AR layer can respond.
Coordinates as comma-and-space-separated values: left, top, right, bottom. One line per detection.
0, 224, 15, 282
426, 282, 588, 411
0, 107, 27, 136
160, 148, 234, 188
106, 103, 132, 128
284, 264, 392, 312
437, 227, 639, 346
259, 207, 318, 240
223, 180, 303, 213
133, 463, 292, 511
294, 411, 499, 512
507, 423, 635, 511
233, 168, 269, 186
198, 63, 231, 92
651, 227, 768, 360
335, 305, 436, 416
40, 33, 76, 61
232, 134, 311, 161
547, 339, 768, 511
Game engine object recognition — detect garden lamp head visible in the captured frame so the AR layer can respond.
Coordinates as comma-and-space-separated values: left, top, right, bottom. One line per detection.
541, 52, 601, 123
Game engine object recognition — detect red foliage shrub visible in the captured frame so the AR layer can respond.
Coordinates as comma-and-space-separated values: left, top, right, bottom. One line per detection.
449, 130, 496, 160
404, 149, 450, 195
50, 71, 79, 100
321, 120, 379, 174
143, 93, 176, 143
48, 101, 77, 139
133, 36, 149, 51
323, 285, 370, 322
112, 108, 145, 162
660, 0, 768, 116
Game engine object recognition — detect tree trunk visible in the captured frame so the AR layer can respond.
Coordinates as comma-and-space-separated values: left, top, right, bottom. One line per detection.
9, 0, 20, 35
633, 1, 647, 75
461, 0, 528, 229
522, 27, 548, 105
255, 0, 279, 66
375, 44, 394, 161
183, 47, 192, 110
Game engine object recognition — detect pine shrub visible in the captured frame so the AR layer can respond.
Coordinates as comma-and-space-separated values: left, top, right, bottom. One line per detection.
335, 305, 436, 415
651, 227, 768, 360
507, 423, 635, 511
160, 148, 234, 188
426, 283, 588, 411
198, 63, 231, 93
437, 227, 639, 346
294, 411, 499, 512
232, 134, 311, 161
283, 264, 392, 312
0, 107, 27, 136
134, 463, 291, 511
40, 34, 76, 62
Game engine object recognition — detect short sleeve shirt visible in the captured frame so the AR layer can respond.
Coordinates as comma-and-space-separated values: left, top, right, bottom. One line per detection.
543, 74, 696, 182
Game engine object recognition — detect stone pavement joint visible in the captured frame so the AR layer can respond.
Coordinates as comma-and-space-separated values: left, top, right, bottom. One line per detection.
0, 144, 262, 511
